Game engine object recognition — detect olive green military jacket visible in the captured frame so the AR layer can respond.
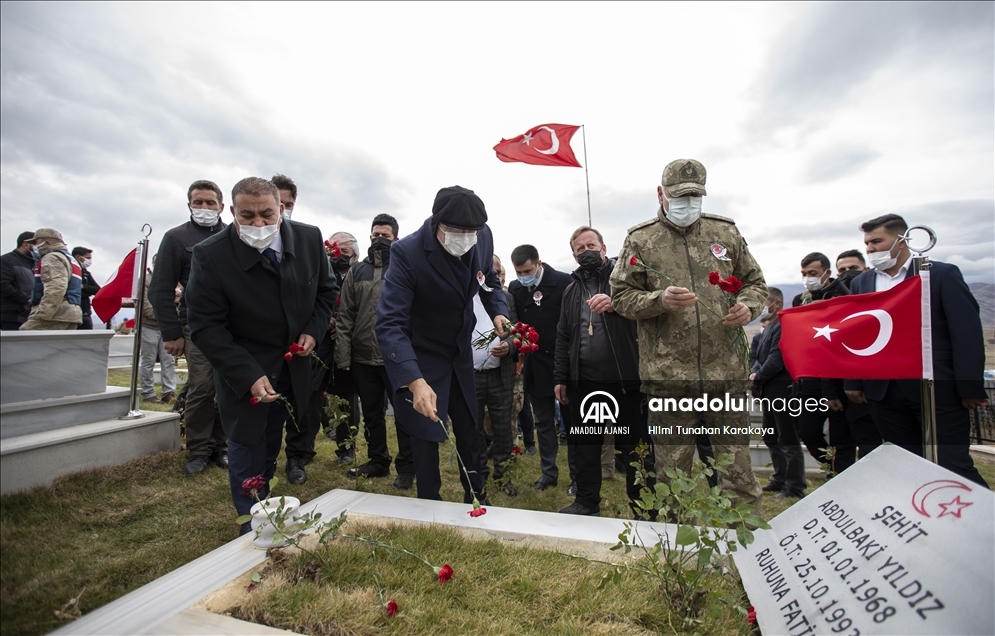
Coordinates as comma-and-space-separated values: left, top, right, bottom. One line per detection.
610, 208, 767, 395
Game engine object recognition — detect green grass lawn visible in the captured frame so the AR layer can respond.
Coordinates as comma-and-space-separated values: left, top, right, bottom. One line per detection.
2, 373, 991, 635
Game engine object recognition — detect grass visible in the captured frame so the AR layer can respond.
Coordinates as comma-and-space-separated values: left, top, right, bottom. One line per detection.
216, 520, 754, 636
3, 372, 992, 635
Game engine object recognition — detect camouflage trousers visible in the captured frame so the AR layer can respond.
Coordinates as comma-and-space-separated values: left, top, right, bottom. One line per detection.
648, 408, 762, 513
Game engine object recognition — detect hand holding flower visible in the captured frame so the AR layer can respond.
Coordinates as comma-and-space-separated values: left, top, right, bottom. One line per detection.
249, 375, 279, 404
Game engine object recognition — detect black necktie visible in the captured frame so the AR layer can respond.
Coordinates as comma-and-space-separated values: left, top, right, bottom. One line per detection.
263, 247, 280, 270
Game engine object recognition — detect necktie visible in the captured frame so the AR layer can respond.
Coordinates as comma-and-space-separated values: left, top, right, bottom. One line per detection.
263, 248, 280, 270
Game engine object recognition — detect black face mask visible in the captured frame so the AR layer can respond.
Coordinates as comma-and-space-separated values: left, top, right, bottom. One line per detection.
331, 255, 353, 272
368, 237, 392, 263
577, 250, 604, 273
837, 269, 861, 287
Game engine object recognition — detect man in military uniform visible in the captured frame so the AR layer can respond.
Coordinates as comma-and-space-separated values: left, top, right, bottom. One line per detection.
611, 158, 765, 511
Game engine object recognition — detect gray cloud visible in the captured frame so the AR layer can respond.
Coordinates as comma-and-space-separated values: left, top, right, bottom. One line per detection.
752, 2, 994, 133
0, 4, 403, 282
806, 145, 881, 183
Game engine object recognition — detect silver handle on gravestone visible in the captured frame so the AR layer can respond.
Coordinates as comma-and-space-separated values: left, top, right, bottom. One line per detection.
902, 225, 936, 255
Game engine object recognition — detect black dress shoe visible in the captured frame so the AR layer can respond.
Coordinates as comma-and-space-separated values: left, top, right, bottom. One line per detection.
184, 456, 209, 476
336, 451, 355, 465
392, 472, 415, 490
532, 475, 557, 491
210, 452, 229, 470
567, 481, 578, 496
559, 502, 600, 516
775, 490, 806, 499
762, 481, 784, 493
502, 481, 518, 497
347, 462, 389, 478
286, 457, 307, 485
525, 445, 537, 456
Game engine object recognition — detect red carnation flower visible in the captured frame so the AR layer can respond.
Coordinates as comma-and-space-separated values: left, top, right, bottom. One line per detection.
726, 276, 743, 294
513, 338, 522, 348
436, 564, 454, 583
629, 256, 639, 266
241, 474, 266, 497
386, 599, 398, 616
289, 342, 304, 353
335, 297, 341, 306
249, 396, 260, 405
283, 352, 293, 361
512, 445, 522, 455
708, 271, 721, 285
746, 606, 756, 625
468, 507, 487, 518
515, 321, 524, 332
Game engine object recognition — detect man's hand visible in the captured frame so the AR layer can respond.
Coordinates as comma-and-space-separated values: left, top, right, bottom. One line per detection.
296, 334, 317, 356
554, 384, 568, 405
493, 315, 510, 338
250, 375, 280, 403
409, 378, 438, 421
164, 338, 185, 357
661, 286, 697, 311
328, 316, 336, 339
827, 399, 844, 412
845, 390, 866, 405
587, 293, 614, 314
490, 341, 510, 358
723, 303, 751, 327
963, 398, 987, 410
749, 373, 758, 391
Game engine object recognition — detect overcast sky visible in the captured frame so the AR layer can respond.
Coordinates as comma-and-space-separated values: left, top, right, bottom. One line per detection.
2, 2, 992, 288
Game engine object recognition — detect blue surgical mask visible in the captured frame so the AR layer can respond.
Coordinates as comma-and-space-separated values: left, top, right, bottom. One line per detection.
517, 274, 536, 287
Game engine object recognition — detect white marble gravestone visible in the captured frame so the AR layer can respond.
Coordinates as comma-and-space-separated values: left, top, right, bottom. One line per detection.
734, 444, 995, 636
0, 331, 180, 493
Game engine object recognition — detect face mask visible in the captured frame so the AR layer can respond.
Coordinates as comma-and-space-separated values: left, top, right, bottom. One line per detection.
191, 207, 220, 227
577, 250, 603, 273
759, 305, 771, 321
331, 255, 353, 272
282, 208, 293, 221
237, 221, 280, 250
518, 273, 537, 287
664, 195, 702, 227
81, 258, 92, 269
29, 246, 40, 258
837, 269, 861, 286
802, 275, 826, 292
442, 230, 477, 257
867, 238, 901, 271
370, 237, 392, 252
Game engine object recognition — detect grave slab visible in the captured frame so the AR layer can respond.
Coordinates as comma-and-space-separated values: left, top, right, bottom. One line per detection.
1, 331, 113, 403
734, 444, 995, 636
1, 411, 180, 494
50, 489, 685, 635
0, 386, 131, 438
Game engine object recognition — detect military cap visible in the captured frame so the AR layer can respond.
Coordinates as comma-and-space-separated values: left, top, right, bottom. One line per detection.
662, 159, 707, 197
31, 228, 64, 243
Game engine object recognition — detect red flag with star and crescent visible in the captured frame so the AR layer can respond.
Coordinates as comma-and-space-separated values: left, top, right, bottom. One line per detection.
493, 123, 582, 167
777, 274, 931, 380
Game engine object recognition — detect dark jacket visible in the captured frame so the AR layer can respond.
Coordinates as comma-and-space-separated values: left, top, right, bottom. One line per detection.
186, 220, 338, 445
79, 267, 101, 318
375, 217, 506, 441
752, 318, 793, 399
553, 257, 640, 389
791, 276, 849, 307
148, 216, 226, 342
334, 248, 390, 368
0, 249, 35, 323
749, 330, 763, 371
509, 263, 573, 398
843, 261, 986, 401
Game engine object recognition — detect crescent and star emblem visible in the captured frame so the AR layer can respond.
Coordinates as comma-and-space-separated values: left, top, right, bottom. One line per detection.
534, 126, 560, 155
911, 479, 973, 518
812, 309, 894, 356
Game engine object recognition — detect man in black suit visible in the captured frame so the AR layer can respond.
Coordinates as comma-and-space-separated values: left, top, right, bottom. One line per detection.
844, 214, 988, 488
751, 287, 807, 498
185, 177, 339, 522
508, 244, 574, 492
375, 186, 509, 502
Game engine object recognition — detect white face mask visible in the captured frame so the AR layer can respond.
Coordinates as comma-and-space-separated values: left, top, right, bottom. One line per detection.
664, 194, 702, 227
867, 238, 901, 271
81, 258, 92, 269
802, 274, 827, 292
442, 230, 477, 257
191, 207, 220, 227
282, 207, 293, 221
759, 304, 771, 321
238, 221, 281, 250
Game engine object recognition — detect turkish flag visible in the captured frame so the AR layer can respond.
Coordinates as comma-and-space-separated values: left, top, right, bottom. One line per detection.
493, 123, 582, 167
778, 276, 930, 380
92, 248, 137, 324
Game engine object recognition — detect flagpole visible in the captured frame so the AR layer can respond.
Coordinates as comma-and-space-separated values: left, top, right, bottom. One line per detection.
905, 226, 938, 463
119, 224, 152, 421
582, 124, 591, 226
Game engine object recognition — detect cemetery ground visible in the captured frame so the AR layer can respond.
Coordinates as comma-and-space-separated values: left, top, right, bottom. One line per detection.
2, 373, 993, 636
